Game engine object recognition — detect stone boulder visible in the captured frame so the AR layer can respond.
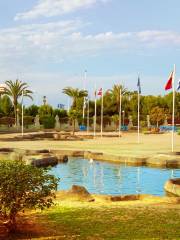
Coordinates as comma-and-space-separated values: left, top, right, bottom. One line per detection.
67, 185, 94, 202
69, 185, 90, 195
110, 194, 140, 201
56, 154, 68, 163
164, 178, 180, 197
23, 154, 58, 167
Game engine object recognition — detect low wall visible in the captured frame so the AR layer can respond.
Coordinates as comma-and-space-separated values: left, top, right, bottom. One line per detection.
0, 148, 180, 168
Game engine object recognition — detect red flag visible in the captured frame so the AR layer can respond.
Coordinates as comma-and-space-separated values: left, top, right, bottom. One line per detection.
97, 88, 102, 96
165, 71, 173, 90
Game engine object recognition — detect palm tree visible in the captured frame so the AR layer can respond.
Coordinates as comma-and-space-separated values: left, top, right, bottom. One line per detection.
68, 109, 80, 135
109, 84, 127, 113
111, 114, 119, 131
62, 87, 88, 110
5, 79, 33, 125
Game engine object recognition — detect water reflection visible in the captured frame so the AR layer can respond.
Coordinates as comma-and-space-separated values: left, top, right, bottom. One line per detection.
50, 158, 180, 196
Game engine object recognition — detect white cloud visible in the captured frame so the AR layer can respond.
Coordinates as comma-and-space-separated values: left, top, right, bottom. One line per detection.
0, 20, 179, 68
15, 0, 108, 20
137, 30, 180, 46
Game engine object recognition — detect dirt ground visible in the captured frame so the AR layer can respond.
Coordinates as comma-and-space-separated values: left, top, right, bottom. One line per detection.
0, 132, 179, 157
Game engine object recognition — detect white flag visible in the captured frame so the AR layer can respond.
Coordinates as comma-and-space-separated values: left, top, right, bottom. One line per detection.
177, 80, 180, 91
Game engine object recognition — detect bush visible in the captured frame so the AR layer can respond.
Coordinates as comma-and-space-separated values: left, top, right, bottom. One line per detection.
25, 105, 39, 117
0, 159, 59, 232
23, 116, 34, 126
59, 117, 69, 124
0, 117, 15, 126
41, 115, 55, 129
53, 109, 68, 118
178, 129, 180, 135
39, 105, 53, 117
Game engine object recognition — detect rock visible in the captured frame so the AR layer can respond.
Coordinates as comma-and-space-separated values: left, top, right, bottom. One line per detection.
53, 133, 60, 140
0, 148, 13, 153
9, 151, 25, 161
164, 178, 180, 197
69, 185, 90, 196
110, 194, 140, 201
70, 185, 90, 195
60, 135, 67, 140
68, 185, 95, 202
56, 154, 68, 163
23, 154, 58, 167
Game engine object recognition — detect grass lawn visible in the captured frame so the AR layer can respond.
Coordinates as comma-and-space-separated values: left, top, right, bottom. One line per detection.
4, 201, 180, 240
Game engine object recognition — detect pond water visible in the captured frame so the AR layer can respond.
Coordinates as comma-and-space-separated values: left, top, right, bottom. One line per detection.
50, 158, 180, 196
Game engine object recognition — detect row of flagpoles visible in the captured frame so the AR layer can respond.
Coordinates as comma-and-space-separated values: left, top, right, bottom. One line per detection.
1, 66, 179, 152
82, 65, 180, 152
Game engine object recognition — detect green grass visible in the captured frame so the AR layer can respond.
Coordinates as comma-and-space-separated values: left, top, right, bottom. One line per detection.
30, 203, 180, 240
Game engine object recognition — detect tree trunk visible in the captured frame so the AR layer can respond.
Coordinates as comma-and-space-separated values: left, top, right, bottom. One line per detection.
4, 215, 17, 233
13, 101, 18, 127
73, 119, 75, 135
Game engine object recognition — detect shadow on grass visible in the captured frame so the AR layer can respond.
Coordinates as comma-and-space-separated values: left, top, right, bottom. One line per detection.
1, 204, 180, 240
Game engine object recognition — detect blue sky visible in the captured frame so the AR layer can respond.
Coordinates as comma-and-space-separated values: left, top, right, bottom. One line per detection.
0, 0, 180, 107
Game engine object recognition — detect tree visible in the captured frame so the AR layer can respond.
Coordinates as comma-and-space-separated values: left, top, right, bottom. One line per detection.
150, 106, 166, 127
38, 104, 53, 117
111, 114, 119, 131
109, 84, 127, 113
0, 159, 59, 232
0, 95, 13, 116
53, 109, 68, 118
68, 109, 81, 135
5, 80, 33, 125
25, 104, 39, 117
62, 87, 88, 110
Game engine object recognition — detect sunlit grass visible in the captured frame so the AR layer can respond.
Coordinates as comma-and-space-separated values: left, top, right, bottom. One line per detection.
32, 203, 180, 240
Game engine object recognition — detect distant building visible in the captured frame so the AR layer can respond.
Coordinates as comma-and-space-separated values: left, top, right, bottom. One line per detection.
0, 84, 6, 94
57, 103, 65, 110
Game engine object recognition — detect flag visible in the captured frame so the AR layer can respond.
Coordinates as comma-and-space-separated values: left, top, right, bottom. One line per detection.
165, 71, 173, 91
177, 80, 180, 91
137, 77, 141, 94
97, 88, 102, 96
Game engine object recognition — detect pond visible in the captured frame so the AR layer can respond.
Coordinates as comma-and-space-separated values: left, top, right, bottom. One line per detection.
50, 158, 180, 196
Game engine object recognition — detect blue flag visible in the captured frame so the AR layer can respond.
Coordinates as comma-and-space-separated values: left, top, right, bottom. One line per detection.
177, 80, 180, 91
137, 77, 141, 94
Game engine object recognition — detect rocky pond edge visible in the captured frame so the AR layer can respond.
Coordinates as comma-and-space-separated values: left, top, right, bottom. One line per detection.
0, 147, 180, 197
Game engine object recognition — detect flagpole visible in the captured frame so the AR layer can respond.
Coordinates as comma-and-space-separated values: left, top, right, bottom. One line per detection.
138, 80, 140, 144
83, 70, 87, 119
172, 64, 176, 152
119, 88, 122, 137
21, 90, 24, 137
101, 88, 103, 138
87, 97, 90, 133
94, 84, 97, 137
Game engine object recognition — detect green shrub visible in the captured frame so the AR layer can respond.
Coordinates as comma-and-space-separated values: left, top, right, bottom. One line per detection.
41, 115, 55, 129
23, 116, 34, 126
0, 117, 15, 126
0, 159, 59, 232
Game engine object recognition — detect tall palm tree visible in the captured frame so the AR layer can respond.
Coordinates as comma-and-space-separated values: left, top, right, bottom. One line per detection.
109, 84, 127, 113
5, 79, 33, 125
62, 87, 88, 110
68, 109, 80, 135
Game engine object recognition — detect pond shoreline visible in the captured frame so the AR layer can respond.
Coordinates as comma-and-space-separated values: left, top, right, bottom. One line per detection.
0, 147, 180, 197
0, 147, 180, 168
